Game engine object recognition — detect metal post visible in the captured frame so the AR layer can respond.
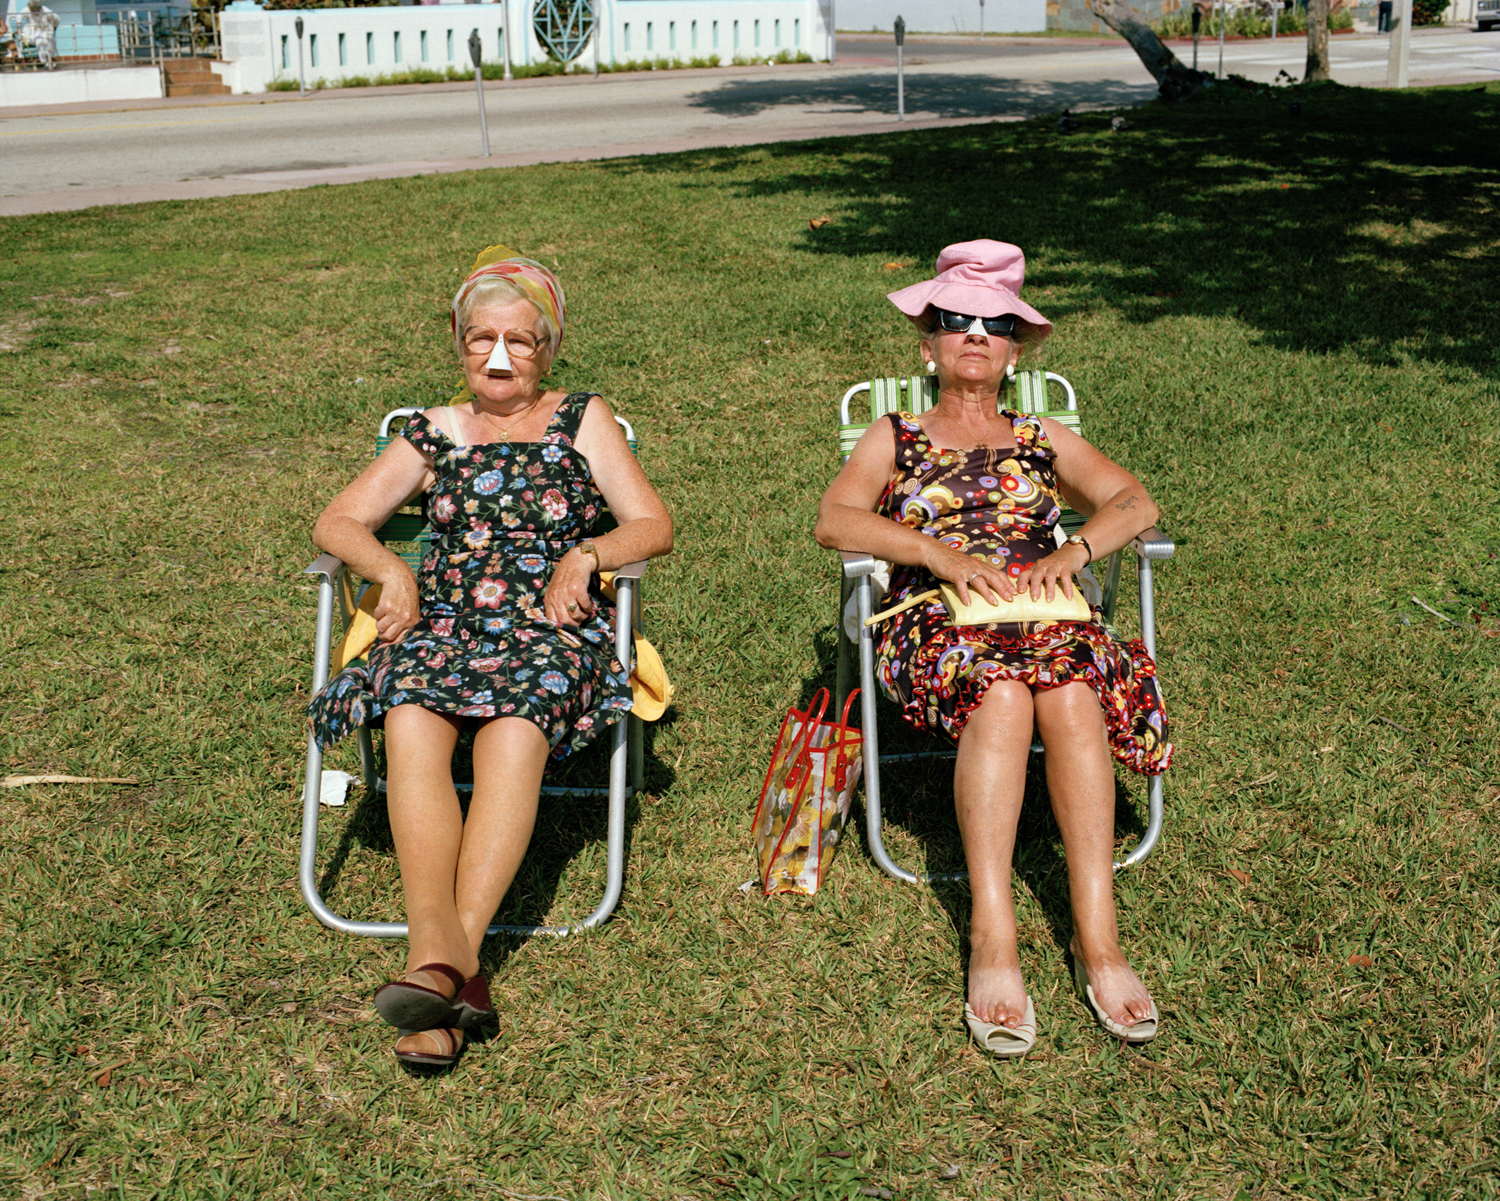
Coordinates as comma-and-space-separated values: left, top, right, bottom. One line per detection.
469, 30, 490, 156
979, 0, 985, 38
894, 15, 905, 121
500, 1, 513, 81
1271, 2, 1278, 37
830, 0, 836, 63
1192, 5, 1200, 68
1217, 0, 1224, 78
592, 0, 601, 75
1386, 0, 1411, 88
295, 15, 305, 96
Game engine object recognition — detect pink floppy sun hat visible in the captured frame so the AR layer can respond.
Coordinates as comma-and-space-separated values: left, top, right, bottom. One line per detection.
887, 239, 1052, 339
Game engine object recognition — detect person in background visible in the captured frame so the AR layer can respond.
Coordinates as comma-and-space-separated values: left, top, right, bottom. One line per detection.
20, 0, 59, 70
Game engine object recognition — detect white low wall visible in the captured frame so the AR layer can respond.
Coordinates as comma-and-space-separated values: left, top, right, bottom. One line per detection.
218, 0, 831, 95
0, 63, 161, 106
603, 0, 831, 62
836, 0, 1046, 34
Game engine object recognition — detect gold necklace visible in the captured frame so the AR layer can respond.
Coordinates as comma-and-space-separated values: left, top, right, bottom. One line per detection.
476, 396, 543, 441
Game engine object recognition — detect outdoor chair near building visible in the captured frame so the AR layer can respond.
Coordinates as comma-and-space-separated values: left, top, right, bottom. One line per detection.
833, 370, 1174, 885
298, 406, 656, 939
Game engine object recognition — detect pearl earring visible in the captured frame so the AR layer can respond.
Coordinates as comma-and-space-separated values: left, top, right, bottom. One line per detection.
1005, 363, 1016, 380
926, 360, 937, 373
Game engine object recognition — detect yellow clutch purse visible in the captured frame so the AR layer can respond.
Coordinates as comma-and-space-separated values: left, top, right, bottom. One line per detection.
866, 578, 1090, 628
331, 585, 382, 672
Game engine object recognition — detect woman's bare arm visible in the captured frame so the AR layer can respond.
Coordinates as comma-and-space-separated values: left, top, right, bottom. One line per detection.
1010, 418, 1160, 602
312, 431, 434, 646
549, 396, 674, 626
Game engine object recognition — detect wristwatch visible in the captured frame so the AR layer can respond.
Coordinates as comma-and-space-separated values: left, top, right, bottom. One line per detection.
576, 542, 600, 573
1065, 534, 1093, 564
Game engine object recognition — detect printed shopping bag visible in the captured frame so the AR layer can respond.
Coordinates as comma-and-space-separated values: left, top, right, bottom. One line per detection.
751, 689, 863, 896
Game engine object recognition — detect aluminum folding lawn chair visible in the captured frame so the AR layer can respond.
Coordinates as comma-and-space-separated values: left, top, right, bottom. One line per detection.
298, 407, 652, 937
833, 370, 1174, 884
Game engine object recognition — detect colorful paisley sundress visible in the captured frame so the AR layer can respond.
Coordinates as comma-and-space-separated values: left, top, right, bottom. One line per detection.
308, 392, 632, 761
874, 410, 1172, 775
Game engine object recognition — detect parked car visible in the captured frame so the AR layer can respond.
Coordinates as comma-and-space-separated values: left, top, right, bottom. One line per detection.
1479, 0, 1499, 31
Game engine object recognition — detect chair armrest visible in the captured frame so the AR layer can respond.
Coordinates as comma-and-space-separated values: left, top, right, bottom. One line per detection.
1130, 527, 1174, 561
840, 550, 879, 579
304, 552, 347, 582
612, 559, 650, 582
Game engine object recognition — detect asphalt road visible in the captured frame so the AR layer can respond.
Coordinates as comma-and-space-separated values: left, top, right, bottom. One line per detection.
1, 27, 1494, 215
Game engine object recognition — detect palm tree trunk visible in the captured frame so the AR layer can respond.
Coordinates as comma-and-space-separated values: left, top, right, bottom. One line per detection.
1304, 0, 1331, 81
1086, 0, 1214, 99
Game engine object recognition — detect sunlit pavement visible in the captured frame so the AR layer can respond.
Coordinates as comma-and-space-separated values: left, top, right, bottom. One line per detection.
1, 27, 1492, 215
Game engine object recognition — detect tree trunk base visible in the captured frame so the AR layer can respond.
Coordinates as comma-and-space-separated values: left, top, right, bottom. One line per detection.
1158, 67, 1216, 102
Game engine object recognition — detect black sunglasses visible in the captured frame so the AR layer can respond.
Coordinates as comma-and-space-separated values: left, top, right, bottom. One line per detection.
935, 309, 1018, 337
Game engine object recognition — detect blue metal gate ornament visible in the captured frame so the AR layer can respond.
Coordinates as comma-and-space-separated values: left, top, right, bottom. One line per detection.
533, 0, 596, 65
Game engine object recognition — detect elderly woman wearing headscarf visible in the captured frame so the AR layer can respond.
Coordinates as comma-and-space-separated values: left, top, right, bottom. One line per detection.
815, 240, 1171, 1057
308, 246, 673, 1067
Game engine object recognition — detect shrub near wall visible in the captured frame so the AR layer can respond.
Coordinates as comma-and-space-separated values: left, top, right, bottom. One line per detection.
1154, 4, 1356, 37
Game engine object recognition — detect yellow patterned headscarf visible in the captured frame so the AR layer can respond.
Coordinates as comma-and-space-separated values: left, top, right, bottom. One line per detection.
450, 244, 565, 358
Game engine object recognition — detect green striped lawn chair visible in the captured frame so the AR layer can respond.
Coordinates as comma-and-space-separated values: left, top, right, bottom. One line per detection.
299, 406, 650, 937
834, 371, 1173, 884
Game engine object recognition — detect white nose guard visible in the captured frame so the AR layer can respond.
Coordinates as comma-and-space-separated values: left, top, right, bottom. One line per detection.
960, 316, 989, 336
484, 338, 513, 373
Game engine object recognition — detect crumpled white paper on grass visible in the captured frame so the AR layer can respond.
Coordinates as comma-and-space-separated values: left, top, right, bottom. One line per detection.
319, 770, 357, 807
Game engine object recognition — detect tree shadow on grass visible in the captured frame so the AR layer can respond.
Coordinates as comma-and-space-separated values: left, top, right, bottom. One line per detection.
615, 83, 1500, 375
311, 713, 677, 958
687, 71, 1155, 121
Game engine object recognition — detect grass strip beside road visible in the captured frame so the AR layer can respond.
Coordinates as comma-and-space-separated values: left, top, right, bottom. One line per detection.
1, 79, 1498, 1200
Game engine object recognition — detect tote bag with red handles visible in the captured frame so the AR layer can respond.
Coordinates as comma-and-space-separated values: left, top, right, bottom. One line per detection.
751, 689, 863, 896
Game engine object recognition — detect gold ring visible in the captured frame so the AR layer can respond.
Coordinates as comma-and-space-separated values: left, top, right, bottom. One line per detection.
568, 603, 578, 612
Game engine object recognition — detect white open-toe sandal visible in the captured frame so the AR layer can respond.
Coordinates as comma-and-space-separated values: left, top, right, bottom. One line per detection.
1073, 959, 1159, 1044
964, 995, 1037, 1058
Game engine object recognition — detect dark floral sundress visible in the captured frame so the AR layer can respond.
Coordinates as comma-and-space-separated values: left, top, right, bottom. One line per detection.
308, 392, 632, 761
874, 410, 1172, 775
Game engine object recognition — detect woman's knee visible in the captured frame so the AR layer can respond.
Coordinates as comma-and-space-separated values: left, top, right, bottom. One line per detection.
957, 678, 1035, 756
1033, 683, 1107, 747
472, 716, 551, 773
384, 704, 462, 769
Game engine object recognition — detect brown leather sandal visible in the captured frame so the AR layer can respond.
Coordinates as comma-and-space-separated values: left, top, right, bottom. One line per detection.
373, 962, 465, 1030
452, 974, 494, 1029
393, 1026, 465, 1068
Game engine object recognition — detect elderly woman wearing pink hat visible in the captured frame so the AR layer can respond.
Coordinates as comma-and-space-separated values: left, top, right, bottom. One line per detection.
816, 240, 1172, 1055
308, 246, 673, 1068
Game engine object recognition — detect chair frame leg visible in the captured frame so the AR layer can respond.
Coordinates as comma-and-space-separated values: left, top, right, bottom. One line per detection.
298, 562, 638, 939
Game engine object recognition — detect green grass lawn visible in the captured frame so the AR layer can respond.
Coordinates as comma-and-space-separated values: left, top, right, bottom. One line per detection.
1, 80, 1497, 1200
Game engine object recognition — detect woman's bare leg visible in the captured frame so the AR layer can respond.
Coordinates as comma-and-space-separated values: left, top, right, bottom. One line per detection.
953, 679, 1034, 1027
452, 716, 549, 952
1032, 682, 1154, 1027
383, 703, 476, 984
386, 712, 549, 1060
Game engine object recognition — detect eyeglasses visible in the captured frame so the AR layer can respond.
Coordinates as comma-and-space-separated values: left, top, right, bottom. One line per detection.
462, 329, 545, 359
935, 310, 1018, 337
